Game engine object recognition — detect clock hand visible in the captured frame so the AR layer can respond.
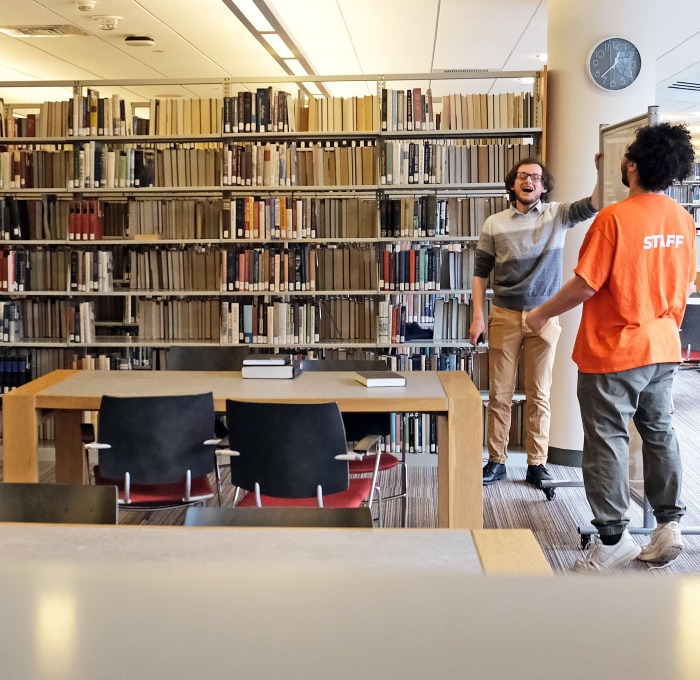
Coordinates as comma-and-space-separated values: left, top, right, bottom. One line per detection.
600, 54, 620, 79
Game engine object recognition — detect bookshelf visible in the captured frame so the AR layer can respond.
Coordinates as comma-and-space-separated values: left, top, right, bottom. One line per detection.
0, 71, 545, 446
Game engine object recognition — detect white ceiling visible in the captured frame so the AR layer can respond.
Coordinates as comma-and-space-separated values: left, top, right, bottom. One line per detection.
0, 0, 699, 120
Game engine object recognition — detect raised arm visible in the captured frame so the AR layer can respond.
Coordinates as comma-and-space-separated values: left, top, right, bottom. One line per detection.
590, 152, 602, 211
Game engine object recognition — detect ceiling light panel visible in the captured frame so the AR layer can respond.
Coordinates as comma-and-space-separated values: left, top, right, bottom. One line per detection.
233, 0, 274, 32
261, 32, 294, 59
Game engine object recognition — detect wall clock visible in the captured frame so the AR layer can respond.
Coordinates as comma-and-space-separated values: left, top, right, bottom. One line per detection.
588, 37, 641, 91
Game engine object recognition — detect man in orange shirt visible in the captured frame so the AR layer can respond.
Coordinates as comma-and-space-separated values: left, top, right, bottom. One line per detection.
525, 123, 696, 573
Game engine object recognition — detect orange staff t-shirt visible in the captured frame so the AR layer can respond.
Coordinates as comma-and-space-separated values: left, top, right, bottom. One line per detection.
573, 193, 696, 374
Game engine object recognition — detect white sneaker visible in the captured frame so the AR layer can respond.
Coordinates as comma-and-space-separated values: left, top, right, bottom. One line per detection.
572, 530, 641, 573
638, 521, 683, 565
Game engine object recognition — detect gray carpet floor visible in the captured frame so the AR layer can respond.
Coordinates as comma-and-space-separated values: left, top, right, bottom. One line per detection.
5, 368, 700, 575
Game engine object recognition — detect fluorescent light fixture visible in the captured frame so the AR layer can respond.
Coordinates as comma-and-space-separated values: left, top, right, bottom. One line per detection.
520, 77, 535, 85
261, 32, 295, 59
303, 82, 322, 96
234, 0, 273, 32
537, 53, 548, 62
284, 58, 307, 76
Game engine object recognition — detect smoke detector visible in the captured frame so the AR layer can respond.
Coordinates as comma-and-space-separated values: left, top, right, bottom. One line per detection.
75, 0, 97, 11
94, 15, 121, 30
124, 35, 155, 47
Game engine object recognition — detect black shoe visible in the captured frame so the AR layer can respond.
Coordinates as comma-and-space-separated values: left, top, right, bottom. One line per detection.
525, 464, 553, 489
483, 461, 507, 486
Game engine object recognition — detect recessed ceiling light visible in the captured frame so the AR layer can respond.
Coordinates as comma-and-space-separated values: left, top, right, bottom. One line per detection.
124, 35, 155, 47
537, 53, 548, 62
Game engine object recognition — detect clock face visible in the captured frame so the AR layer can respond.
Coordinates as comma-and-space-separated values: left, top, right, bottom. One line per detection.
588, 38, 642, 91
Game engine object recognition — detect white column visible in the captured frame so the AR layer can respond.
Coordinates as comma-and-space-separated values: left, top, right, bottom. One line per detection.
546, 0, 658, 464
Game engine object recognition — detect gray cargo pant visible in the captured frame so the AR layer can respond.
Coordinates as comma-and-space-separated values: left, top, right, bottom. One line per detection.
577, 363, 685, 536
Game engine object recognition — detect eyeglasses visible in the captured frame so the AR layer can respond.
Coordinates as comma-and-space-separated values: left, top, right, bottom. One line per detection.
515, 171, 543, 183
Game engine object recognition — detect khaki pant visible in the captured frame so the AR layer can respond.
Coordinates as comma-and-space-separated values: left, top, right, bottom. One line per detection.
486, 305, 561, 466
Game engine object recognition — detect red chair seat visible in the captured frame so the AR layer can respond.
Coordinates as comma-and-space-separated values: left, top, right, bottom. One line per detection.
94, 465, 214, 505
236, 477, 373, 508
349, 453, 400, 475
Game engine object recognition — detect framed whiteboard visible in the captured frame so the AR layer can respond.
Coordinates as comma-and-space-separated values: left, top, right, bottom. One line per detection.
598, 106, 659, 207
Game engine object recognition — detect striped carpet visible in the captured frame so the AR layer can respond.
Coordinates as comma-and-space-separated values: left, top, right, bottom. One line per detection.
4, 368, 700, 575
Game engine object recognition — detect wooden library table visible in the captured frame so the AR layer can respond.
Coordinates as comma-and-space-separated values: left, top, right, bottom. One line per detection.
2, 369, 483, 528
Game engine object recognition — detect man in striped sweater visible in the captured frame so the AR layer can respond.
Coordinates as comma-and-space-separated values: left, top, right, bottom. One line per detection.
470, 157, 600, 488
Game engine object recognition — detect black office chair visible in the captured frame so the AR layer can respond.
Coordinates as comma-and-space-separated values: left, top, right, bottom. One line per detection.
184, 506, 373, 527
218, 399, 381, 524
679, 298, 700, 369
84, 393, 220, 510
300, 358, 409, 527
0, 482, 118, 524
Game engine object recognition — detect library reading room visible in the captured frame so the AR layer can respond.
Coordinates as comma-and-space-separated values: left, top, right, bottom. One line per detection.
2, 1, 700, 678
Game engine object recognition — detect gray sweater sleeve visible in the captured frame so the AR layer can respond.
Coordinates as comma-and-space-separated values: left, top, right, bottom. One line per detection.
557, 197, 597, 228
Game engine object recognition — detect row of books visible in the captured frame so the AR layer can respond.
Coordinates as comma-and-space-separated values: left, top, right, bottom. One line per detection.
5, 297, 492, 350
387, 413, 437, 455
381, 140, 534, 186
221, 245, 317, 293
380, 89, 539, 133
12, 299, 94, 342
0, 353, 31, 392
128, 249, 218, 292
6, 198, 223, 241
223, 298, 380, 345
220, 300, 320, 346
69, 251, 114, 292
439, 91, 539, 131
223, 90, 294, 134
125, 198, 222, 240
220, 244, 377, 293
378, 242, 474, 291
379, 195, 508, 239
0, 245, 481, 296
68, 91, 129, 137
666, 183, 700, 203
377, 294, 486, 345
222, 140, 377, 187
144, 97, 222, 136
222, 196, 376, 240
0, 194, 510, 243
0, 145, 223, 191
0, 139, 531, 190
1, 88, 540, 140
224, 91, 378, 134
1, 94, 130, 139
138, 298, 222, 341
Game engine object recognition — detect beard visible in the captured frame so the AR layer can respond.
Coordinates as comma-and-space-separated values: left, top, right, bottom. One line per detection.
517, 188, 539, 205
621, 163, 629, 188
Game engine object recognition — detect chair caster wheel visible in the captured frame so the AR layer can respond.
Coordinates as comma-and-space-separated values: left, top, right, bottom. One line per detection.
543, 487, 555, 501
580, 534, 591, 550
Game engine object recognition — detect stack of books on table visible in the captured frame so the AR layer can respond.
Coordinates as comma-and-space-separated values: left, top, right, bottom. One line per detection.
241, 353, 302, 379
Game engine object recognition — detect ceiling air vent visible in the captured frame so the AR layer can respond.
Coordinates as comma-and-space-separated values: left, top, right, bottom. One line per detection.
436, 69, 491, 74
668, 81, 700, 92
0, 25, 90, 38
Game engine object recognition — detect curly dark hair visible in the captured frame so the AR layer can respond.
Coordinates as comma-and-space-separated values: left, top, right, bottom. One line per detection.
504, 157, 555, 203
625, 123, 695, 192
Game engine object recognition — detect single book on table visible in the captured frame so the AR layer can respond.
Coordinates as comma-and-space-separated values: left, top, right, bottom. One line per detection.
354, 371, 406, 387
